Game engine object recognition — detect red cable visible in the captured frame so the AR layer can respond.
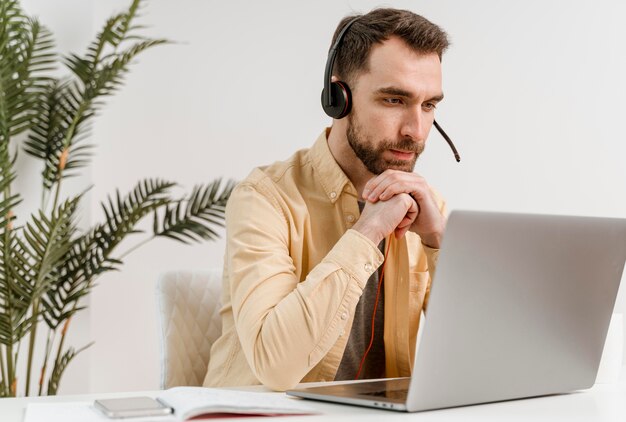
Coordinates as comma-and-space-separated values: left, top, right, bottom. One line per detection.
354, 240, 390, 380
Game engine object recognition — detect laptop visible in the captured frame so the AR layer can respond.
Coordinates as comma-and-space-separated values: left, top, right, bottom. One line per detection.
287, 210, 626, 412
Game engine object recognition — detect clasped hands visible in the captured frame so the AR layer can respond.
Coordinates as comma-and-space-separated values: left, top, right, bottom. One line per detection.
353, 170, 445, 248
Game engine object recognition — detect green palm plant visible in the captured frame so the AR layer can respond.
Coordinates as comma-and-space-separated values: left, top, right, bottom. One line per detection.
0, 0, 233, 397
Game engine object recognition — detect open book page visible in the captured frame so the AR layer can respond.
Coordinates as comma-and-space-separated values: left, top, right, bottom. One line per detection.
24, 402, 176, 422
157, 387, 318, 420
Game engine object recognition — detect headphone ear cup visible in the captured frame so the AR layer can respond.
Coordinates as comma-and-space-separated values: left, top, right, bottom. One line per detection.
321, 81, 352, 119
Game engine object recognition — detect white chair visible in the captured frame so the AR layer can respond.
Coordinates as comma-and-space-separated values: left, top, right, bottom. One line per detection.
156, 269, 223, 389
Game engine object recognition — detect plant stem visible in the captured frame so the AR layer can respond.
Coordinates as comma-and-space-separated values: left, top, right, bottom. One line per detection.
31, 159, 69, 395
38, 328, 56, 396
10, 340, 19, 396
24, 299, 40, 396
6, 347, 14, 396
0, 345, 7, 396
14, 339, 21, 375
3, 182, 15, 396
51, 177, 63, 214
50, 316, 71, 393
41, 187, 48, 212
3, 313, 14, 396
118, 235, 155, 260
52, 107, 82, 206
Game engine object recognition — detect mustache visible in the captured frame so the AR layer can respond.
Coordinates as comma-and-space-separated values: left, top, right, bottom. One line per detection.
380, 137, 425, 154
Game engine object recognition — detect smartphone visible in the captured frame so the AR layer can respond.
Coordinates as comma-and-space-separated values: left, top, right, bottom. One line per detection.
94, 396, 173, 418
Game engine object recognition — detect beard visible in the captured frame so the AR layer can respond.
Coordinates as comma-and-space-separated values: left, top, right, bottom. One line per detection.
346, 112, 424, 175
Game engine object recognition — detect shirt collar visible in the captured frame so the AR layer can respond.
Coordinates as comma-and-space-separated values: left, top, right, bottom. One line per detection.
309, 128, 355, 204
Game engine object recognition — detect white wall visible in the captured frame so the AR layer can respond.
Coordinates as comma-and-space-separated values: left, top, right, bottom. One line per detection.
19, 0, 626, 394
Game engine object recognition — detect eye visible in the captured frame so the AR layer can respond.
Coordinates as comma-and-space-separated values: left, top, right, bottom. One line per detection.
383, 97, 402, 105
423, 102, 437, 111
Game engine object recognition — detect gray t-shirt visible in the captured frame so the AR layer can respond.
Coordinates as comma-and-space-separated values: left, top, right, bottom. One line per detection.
334, 202, 386, 381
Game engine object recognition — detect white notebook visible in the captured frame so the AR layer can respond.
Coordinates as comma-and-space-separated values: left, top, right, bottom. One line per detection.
24, 387, 317, 422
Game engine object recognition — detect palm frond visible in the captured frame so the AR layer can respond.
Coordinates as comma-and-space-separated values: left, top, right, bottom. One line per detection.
0, 196, 81, 348
0, 142, 21, 230
0, 231, 34, 346
86, 38, 168, 100
0, 136, 25, 348
22, 196, 80, 301
73, 0, 142, 83
0, 1, 55, 143
41, 179, 174, 329
153, 179, 235, 244
98, 178, 175, 250
24, 78, 100, 190
0, 0, 231, 397
46, 342, 92, 395
24, 1, 167, 192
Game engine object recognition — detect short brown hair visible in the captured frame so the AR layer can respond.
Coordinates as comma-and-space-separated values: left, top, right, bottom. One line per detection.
330, 8, 450, 84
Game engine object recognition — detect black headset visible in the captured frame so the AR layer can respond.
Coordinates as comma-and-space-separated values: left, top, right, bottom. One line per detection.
321, 16, 461, 162
321, 17, 360, 120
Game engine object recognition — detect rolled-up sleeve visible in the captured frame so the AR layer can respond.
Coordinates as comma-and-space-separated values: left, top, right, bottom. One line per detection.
227, 182, 383, 391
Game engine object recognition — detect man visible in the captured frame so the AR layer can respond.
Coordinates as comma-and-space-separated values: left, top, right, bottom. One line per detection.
204, 8, 449, 391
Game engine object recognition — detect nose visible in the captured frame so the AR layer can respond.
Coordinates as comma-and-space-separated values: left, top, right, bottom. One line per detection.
399, 107, 430, 142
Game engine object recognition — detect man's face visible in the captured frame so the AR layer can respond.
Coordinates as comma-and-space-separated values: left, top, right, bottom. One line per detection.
346, 37, 444, 174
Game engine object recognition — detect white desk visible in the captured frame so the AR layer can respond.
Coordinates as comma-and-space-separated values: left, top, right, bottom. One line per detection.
2, 380, 626, 422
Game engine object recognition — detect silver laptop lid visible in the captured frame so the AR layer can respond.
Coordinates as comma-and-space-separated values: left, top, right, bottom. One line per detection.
408, 210, 626, 411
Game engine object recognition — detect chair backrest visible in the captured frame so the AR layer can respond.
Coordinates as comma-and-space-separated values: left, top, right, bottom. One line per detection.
156, 269, 223, 389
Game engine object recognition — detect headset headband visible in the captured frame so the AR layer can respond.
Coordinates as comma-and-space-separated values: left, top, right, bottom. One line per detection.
323, 16, 360, 107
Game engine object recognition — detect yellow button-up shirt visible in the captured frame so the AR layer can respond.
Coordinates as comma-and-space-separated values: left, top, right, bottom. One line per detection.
204, 129, 446, 391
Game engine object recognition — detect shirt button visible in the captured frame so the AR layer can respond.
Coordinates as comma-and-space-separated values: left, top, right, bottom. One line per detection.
329, 191, 337, 199
346, 214, 355, 223
341, 312, 348, 320
364, 263, 373, 273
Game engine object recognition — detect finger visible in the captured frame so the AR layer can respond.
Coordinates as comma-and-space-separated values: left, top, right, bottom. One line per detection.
362, 175, 390, 202
371, 172, 426, 202
378, 180, 419, 201
395, 225, 410, 239
408, 181, 435, 203
397, 215, 413, 230
410, 188, 440, 219
398, 196, 419, 227
367, 172, 409, 202
362, 176, 378, 200
396, 208, 418, 238
362, 169, 397, 200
